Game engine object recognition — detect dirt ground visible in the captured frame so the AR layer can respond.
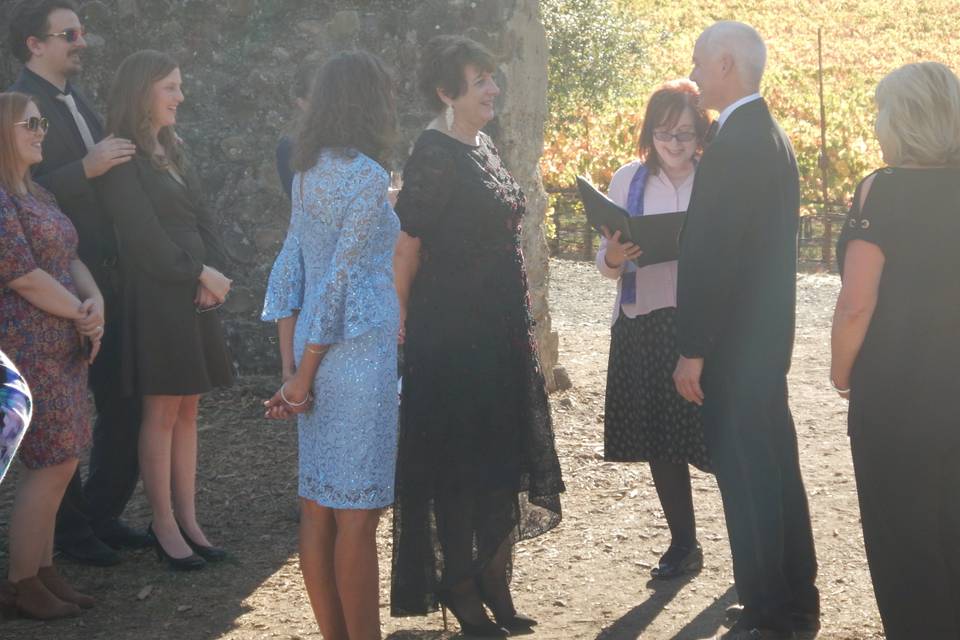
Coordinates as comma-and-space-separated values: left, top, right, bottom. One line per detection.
0, 258, 883, 640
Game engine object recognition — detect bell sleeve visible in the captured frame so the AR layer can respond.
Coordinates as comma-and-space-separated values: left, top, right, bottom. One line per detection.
305, 163, 390, 344
261, 211, 305, 322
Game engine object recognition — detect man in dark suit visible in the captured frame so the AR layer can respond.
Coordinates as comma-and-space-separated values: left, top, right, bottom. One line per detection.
673, 21, 820, 640
7, 0, 147, 565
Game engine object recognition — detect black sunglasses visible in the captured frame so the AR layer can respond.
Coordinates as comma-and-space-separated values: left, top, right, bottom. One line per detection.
43, 27, 85, 43
14, 117, 49, 133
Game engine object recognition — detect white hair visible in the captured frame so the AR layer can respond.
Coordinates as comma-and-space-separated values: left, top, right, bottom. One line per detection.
699, 21, 766, 90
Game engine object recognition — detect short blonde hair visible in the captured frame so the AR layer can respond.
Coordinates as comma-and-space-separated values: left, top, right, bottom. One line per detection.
875, 62, 960, 167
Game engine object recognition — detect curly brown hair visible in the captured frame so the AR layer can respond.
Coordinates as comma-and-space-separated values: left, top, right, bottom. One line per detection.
637, 79, 712, 175
417, 35, 496, 113
105, 50, 185, 173
291, 51, 397, 172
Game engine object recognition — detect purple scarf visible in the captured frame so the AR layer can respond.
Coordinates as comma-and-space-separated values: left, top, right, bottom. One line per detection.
619, 164, 649, 305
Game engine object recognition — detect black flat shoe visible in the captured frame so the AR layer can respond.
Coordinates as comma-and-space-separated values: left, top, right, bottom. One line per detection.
178, 525, 227, 562
94, 519, 152, 550
651, 542, 703, 579
55, 534, 121, 567
147, 524, 206, 571
437, 591, 509, 638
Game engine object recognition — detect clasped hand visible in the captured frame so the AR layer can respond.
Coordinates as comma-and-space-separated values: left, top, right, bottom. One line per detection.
601, 226, 643, 268
74, 297, 104, 363
263, 373, 314, 420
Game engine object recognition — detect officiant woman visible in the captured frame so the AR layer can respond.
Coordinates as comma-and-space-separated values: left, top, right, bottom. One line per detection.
390, 35, 564, 636
596, 79, 712, 580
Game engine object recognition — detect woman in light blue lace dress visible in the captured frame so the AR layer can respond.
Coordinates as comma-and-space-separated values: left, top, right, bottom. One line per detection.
261, 52, 399, 640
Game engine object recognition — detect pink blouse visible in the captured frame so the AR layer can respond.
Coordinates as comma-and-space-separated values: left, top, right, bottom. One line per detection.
595, 160, 695, 326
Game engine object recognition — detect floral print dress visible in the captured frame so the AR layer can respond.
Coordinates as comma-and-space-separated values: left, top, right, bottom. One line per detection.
0, 186, 91, 469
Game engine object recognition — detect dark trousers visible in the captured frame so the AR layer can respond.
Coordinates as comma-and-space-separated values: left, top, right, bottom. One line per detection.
702, 371, 819, 629
850, 413, 960, 640
56, 316, 141, 542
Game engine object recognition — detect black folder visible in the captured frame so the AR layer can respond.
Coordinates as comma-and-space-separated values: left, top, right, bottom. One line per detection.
576, 175, 686, 268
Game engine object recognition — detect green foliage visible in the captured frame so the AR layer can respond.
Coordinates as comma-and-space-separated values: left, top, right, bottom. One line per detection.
541, 0, 646, 126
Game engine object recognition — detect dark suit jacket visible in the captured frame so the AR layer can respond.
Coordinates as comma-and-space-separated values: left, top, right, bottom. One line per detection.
677, 98, 799, 380
7, 68, 118, 295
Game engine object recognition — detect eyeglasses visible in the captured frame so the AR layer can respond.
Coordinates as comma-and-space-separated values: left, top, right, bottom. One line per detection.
14, 117, 49, 133
43, 27, 85, 43
653, 130, 698, 143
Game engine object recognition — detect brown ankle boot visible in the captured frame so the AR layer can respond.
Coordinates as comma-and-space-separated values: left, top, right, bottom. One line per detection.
38, 566, 95, 609
14, 576, 81, 619
0, 580, 18, 619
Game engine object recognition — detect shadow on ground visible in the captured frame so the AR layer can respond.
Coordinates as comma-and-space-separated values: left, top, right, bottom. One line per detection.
0, 377, 302, 640
596, 576, 736, 640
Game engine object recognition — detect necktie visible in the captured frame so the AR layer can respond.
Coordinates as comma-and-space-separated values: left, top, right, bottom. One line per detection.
56, 93, 96, 152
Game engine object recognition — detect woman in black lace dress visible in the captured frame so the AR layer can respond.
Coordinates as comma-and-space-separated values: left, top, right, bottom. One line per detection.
391, 36, 564, 637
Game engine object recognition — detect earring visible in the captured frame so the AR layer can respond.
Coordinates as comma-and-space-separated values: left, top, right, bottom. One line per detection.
444, 105, 454, 130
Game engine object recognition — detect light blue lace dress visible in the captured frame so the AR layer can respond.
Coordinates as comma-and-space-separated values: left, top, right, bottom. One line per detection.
262, 150, 400, 509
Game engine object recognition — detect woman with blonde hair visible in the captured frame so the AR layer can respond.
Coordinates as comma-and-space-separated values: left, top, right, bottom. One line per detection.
0, 91, 102, 618
831, 61, 960, 639
97, 50, 234, 570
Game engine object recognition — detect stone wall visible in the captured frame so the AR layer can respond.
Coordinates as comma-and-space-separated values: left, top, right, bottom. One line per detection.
1, 0, 560, 388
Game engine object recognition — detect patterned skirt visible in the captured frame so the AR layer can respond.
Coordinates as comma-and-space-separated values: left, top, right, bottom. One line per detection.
603, 307, 709, 471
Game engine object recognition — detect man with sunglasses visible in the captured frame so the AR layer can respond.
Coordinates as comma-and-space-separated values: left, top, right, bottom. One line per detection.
7, 0, 148, 567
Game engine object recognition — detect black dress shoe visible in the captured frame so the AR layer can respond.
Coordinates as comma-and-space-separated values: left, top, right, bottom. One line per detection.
651, 542, 703, 579
94, 519, 152, 550
792, 611, 820, 640
178, 525, 227, 562
55, 535, 121, 567
147, 525, 206, 571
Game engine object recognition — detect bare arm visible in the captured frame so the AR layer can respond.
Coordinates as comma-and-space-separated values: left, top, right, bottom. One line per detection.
831, 239, 884, 393
7, 268, 83, 321
277, 312, 299, 380
394, 231, 421, 343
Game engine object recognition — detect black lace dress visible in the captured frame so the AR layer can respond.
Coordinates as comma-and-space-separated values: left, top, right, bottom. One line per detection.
390, 129, 564, 616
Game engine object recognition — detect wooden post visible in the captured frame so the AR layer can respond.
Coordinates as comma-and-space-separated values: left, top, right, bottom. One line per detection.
817, 27, 833, 265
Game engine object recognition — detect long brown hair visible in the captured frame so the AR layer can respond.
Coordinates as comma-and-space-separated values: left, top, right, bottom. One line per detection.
291, 51, 397, 172
105, 49, 185, 172
637, 79, 711, 175
0, 92, 41, 196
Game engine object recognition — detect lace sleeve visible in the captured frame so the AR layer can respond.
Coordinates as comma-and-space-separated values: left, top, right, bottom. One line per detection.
394, 141, 455, 239
305, 163, 389, 344
261, 209, 305, 321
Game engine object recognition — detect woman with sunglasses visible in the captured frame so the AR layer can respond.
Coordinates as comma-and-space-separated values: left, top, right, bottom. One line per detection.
96, 51, 234, 570
597, 79, 714, 580
0, 91, 103, 619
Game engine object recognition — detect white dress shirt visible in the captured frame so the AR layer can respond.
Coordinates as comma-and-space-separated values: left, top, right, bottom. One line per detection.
595, 160, 695, 326
716, 93, 762, 132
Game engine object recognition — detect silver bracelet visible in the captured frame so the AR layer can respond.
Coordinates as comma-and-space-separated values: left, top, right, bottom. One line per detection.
279, 382, 310, 407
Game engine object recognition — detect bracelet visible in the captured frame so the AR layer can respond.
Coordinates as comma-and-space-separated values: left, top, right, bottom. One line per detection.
279, 382, 310, 407
305, 345, 328, 355
830, 380, 851, 393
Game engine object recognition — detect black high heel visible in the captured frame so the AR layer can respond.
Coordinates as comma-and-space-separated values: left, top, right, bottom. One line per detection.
178, 525, 227, 562
437, 590, 509, 638
476, 578, 538, 630
147, 524, 206, 571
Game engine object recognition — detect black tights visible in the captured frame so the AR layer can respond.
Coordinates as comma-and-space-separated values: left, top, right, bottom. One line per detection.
649, 460, 697, 549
